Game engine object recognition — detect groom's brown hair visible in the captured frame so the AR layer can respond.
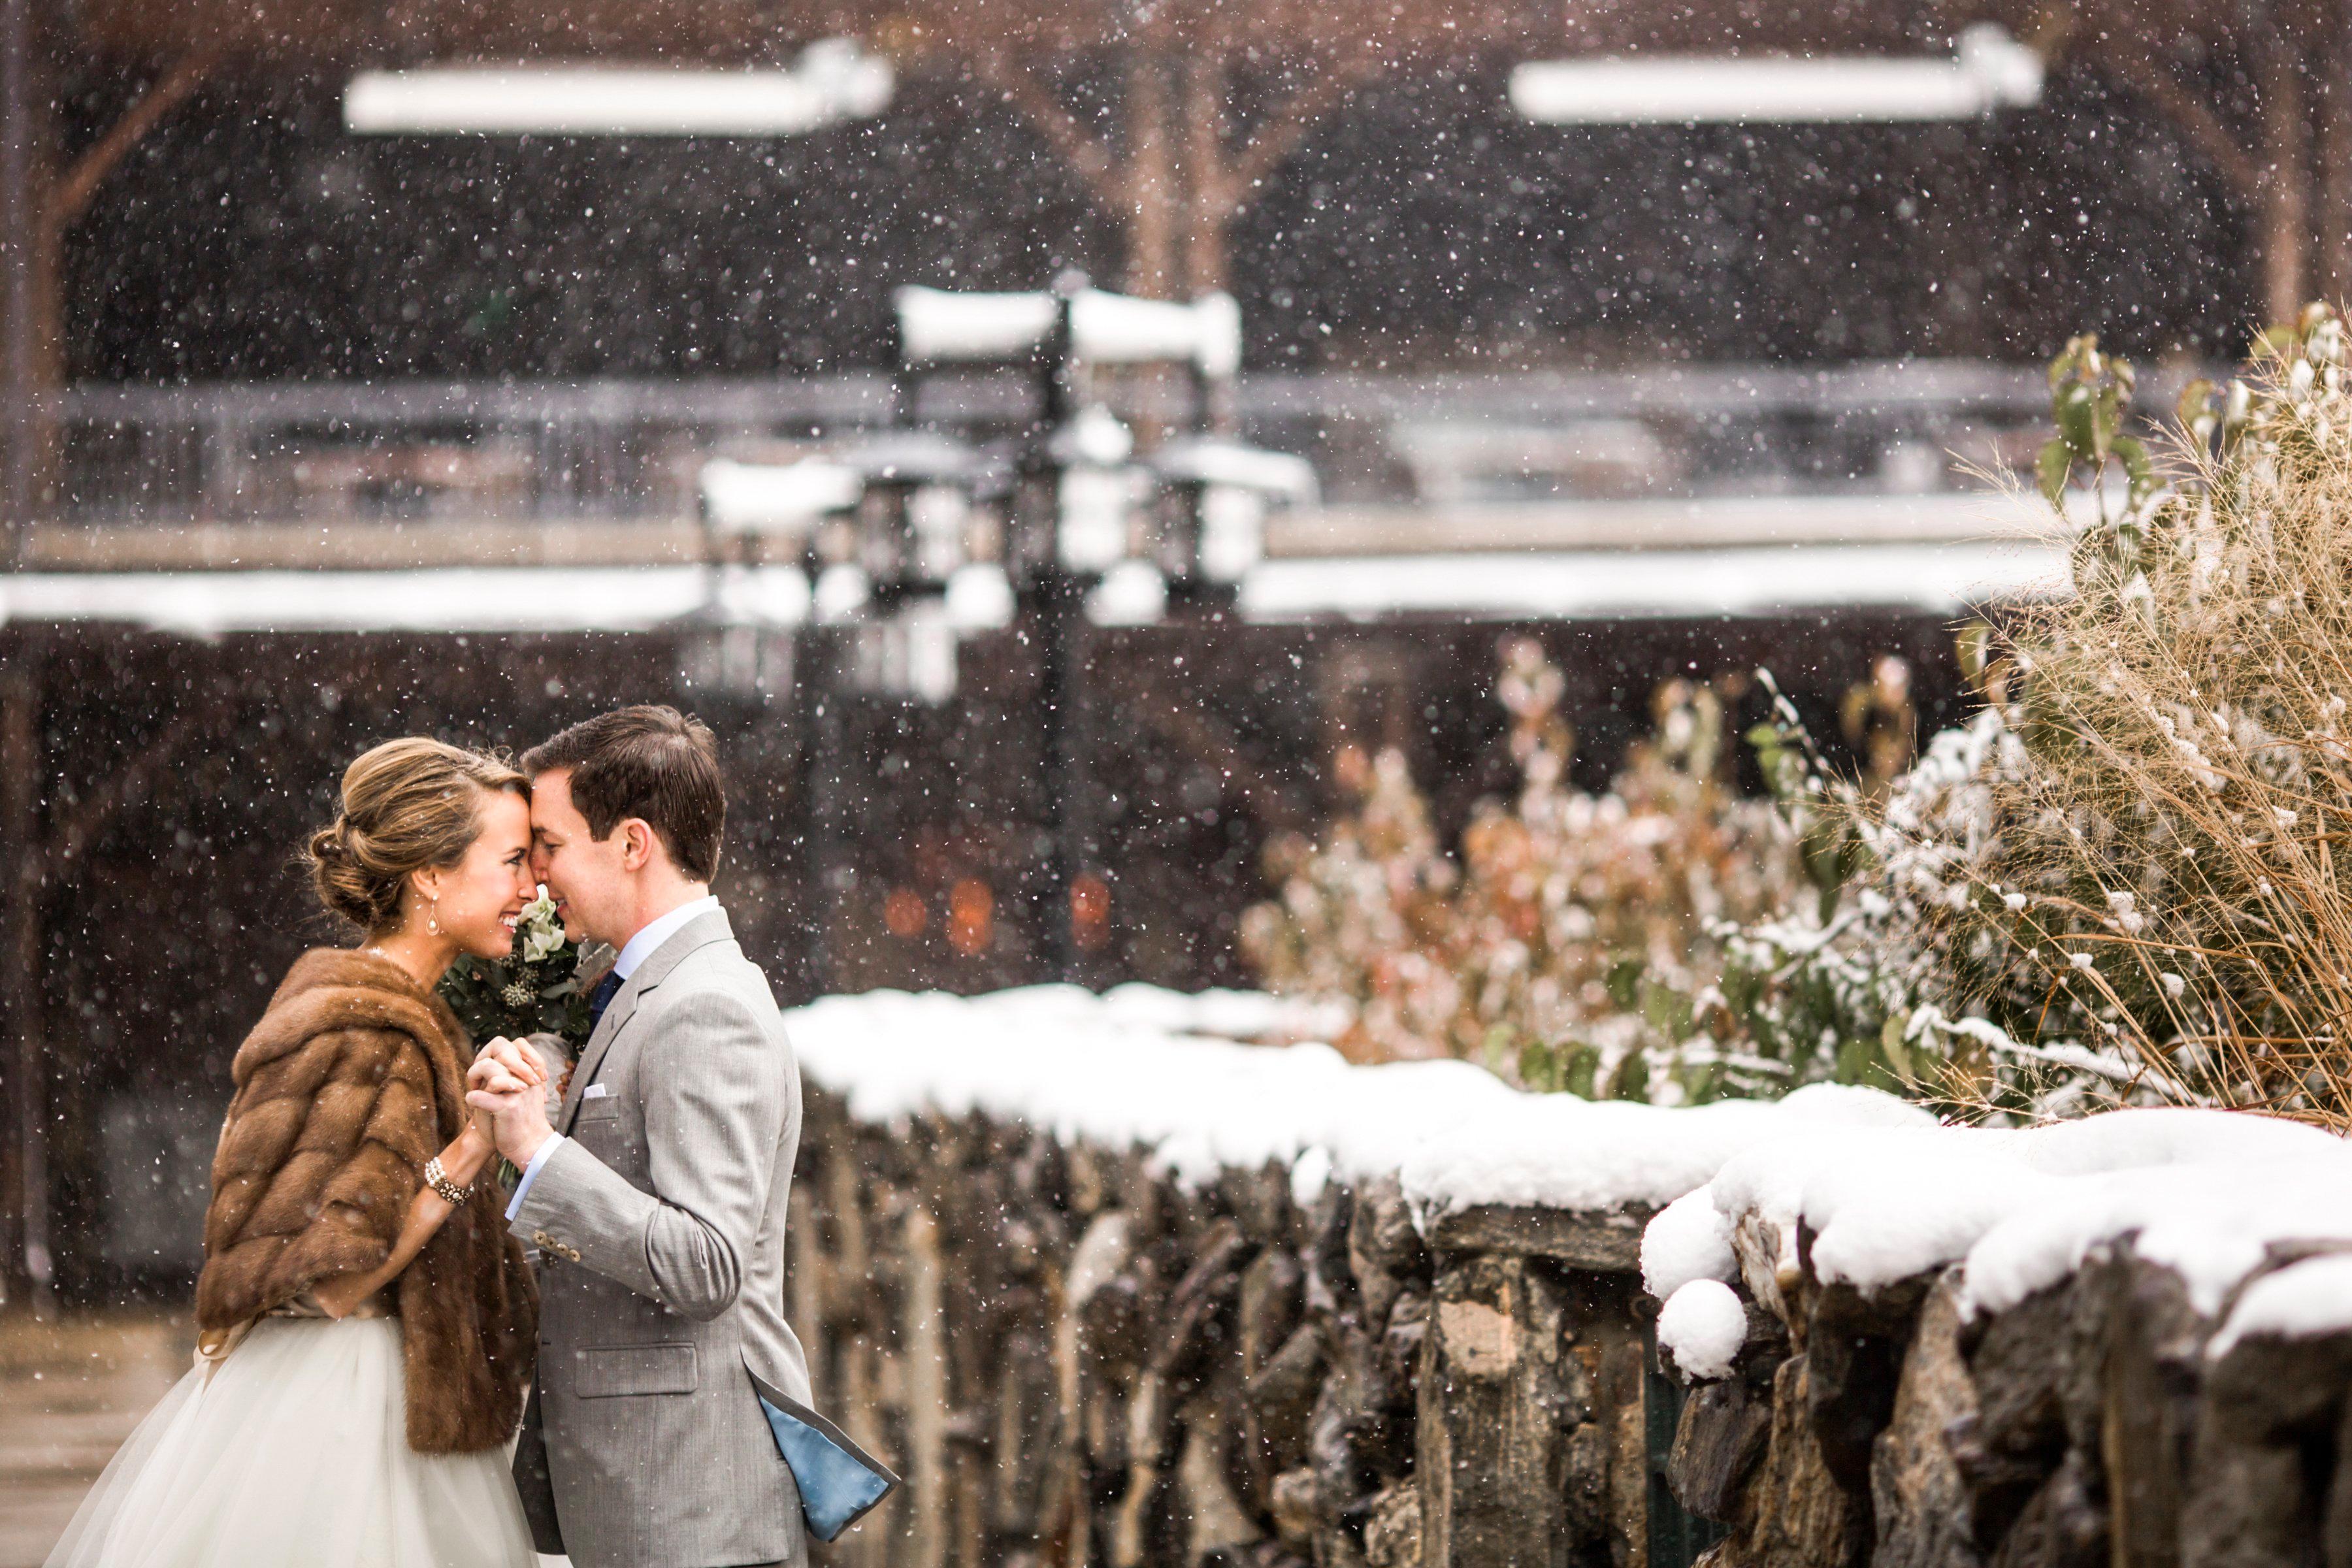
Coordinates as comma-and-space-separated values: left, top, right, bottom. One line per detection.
523, 705, 726, 881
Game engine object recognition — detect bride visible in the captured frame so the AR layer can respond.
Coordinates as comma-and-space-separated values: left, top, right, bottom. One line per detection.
49, 738, 548, 1568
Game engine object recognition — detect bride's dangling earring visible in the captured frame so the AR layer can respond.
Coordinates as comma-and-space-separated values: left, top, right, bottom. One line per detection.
429, 892, 441, 937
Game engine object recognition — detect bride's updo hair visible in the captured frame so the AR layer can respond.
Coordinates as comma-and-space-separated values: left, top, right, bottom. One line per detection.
306, 738, 529, 934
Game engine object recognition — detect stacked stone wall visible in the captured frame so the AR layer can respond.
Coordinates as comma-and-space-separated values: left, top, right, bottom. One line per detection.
792, 1089, 1688, 1568
792, 1086, 2352, 1568
1670, 1237, 2352, 1568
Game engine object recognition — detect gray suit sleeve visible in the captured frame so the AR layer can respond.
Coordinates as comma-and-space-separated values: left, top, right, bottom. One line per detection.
514, 990, 787, 1320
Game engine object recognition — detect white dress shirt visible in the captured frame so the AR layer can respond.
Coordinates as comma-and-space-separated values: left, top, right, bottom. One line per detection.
506, 895, 723, 1220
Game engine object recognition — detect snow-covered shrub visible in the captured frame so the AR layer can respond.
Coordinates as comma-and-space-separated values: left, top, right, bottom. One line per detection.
1953, 308, 2352, 1120
1240, 637, 1810, 1096
1671, 310, 2352, 1124
1250, 310, 2352, 1125
1680, 682, 2070, 1114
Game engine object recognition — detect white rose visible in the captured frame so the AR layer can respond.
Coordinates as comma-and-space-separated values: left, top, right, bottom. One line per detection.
519, 890, 566, 962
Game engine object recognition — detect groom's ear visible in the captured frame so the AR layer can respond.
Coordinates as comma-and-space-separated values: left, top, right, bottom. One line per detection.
619, 817, 661, 872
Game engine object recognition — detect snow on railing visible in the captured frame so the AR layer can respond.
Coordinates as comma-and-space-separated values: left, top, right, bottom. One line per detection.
787, 983, 1928, 1211
786, 983, 2352, 1379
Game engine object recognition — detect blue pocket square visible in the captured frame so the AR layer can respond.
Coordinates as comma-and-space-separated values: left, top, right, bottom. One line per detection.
747, 1369, 898, 1542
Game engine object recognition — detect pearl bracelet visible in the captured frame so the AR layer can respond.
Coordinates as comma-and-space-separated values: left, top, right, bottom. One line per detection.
423, 1155, 474, 1205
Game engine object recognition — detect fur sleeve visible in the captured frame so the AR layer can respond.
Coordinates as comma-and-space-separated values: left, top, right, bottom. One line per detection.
195, 1024, 442, 1330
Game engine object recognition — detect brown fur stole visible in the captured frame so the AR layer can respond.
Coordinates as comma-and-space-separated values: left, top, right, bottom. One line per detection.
195, 947, 536, 1454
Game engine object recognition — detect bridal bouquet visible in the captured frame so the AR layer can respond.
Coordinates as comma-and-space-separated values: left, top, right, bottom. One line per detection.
440, 885, 596, 1050
440, 887, 602, 1187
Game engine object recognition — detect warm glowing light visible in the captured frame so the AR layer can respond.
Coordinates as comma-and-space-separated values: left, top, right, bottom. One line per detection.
947, 879, 994, 956
883, 887, 928, 938
1071, 875, 1112, 951
346, 42, 893, 137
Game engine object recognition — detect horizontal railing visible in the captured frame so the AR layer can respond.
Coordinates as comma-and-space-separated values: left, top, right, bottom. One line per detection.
44, 361, 2140, 530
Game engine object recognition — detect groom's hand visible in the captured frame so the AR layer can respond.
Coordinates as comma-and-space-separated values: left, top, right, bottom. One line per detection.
468, 1037, 545, 1098
466, 1045, 556, 1169
465, 1045, 540, 1106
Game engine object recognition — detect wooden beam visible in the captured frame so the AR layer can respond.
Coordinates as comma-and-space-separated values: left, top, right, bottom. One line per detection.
1177, 46, 1386, 295
42, 44, 220, 243
1216, 51, 1382, 220
2255, 26, 2312, 323
51, 708, 201, 866
970, 50, 1120, 212
1181, 52, 1230, 295
1123, 50, 1179, 297
1, 647, 50, 1311
1, 0, 33, 566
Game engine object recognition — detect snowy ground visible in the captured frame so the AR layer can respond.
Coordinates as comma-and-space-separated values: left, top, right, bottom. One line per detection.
0, 1315, 186, 1568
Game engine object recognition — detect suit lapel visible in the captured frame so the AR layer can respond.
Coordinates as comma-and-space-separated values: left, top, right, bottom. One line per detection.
556, 908, 736, 1134
558, 978, 643, 1132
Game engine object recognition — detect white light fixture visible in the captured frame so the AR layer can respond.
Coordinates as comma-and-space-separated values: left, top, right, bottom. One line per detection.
1509, 24, 2040, 125
1070, 289, 1242, 376
699, 457, 862, 536
892, 288, 1062, 363
1149, 438, 1319, 592
346, 40, 894, 136
893, 285, 1243, 375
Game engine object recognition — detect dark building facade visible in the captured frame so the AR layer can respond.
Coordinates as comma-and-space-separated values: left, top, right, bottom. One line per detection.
62, 56, 2249, 387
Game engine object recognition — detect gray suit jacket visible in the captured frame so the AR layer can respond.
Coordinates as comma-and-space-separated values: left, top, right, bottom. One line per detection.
510, 907, 810, 1568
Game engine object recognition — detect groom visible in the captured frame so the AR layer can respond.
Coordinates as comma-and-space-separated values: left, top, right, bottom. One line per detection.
467, 704, 810, 1568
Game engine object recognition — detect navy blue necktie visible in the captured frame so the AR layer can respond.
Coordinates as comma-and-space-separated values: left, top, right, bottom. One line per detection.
586, 972, 623, 1034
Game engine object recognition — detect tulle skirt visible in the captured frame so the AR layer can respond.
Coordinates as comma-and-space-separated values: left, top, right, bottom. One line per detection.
44, 1315, 536, 1568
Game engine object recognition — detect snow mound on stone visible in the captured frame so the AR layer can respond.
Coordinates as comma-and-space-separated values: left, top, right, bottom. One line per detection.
2210, 1253, 2352, 1356
785, 985, 1928, 1213
1658, 1279, 1748, 1379
1642, 1100, 2352, 1331
1643, 1188, 1737, 1301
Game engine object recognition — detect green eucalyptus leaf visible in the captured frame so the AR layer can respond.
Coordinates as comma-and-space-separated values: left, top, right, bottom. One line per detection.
2055, 385, 2098, 461
2112, 435, 2155, 502
1561, 1043, 1599, 1101
1879, 1012, 1914, 1081
2037, 438, 2072, 506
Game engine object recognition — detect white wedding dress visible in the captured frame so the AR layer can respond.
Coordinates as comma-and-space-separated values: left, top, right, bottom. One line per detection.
45, 1307, 536, 1568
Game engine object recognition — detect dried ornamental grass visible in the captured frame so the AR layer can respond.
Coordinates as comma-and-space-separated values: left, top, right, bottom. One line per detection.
1974, 310, 2352, 1122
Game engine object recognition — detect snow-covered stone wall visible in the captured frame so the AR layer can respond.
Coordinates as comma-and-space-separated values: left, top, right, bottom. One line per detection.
1650, 1102, 2352, 1567
782, 985, 2352, 1568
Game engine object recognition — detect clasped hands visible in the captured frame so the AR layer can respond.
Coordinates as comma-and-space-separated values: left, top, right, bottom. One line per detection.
466, 1037, 557, 1170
